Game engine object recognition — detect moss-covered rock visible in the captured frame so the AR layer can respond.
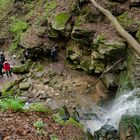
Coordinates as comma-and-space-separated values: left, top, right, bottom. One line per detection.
117, 12, 140, 34
80, 56, 91, 72
71, 16, 94, 44
50, 12, 71, 31
12, 60, 33, 74
119, 115, 140, 140
81, 4, 102, 23
97, 39, 126, 61
66, 40, 82, 63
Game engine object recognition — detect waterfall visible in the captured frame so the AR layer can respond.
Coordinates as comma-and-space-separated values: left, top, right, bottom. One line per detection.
83, 89, 140, 134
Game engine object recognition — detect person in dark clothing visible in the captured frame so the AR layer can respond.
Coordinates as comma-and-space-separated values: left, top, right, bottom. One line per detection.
0, 61, 3, 77
0, 52, 5, 64
23, 49, 29, 60
51, 45, 58, 62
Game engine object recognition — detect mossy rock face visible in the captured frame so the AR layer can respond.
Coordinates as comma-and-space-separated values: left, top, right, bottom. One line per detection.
119, 115, 140, 140
71, 26, 94, 45
81, 4, 102, 23
97, 39, 126, 61
50, 12, 71, 31
66, 40, 82, 63
71, 16, 95, 44
80, 55, 91, 72
12, 61, 33, 74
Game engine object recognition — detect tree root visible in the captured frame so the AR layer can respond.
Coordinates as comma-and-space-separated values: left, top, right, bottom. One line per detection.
90, 0, 140, 56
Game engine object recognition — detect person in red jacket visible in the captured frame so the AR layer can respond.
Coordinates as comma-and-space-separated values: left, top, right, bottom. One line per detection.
3, 61, 12, 77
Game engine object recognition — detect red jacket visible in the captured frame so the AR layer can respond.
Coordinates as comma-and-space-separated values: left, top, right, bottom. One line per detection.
3, 62, 11, 71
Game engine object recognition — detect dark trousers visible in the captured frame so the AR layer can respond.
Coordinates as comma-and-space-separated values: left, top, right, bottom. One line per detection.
0, 69, 3, 77
51, 52, 58, 62
5, 70, 12, 77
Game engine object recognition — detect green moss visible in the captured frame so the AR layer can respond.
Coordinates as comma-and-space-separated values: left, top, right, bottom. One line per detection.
10, 17, 28, 35
46, 0, 57, 18
9, 17, 28, 53
51, 13, 71, 31
117, 12, 133, 27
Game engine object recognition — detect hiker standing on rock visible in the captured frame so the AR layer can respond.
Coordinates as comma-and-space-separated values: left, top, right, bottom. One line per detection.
3, 60, 12, 77
51, 45, 58, 62
0, 51, 5, 64
0, 61, 3, 77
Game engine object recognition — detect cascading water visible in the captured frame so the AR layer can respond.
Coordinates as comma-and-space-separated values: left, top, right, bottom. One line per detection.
83, 88, 140, 134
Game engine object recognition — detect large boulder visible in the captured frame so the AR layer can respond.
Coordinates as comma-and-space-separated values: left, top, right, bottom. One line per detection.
119, 115, 140, 140
97, 39, 126, 61
48, 12, 72, 38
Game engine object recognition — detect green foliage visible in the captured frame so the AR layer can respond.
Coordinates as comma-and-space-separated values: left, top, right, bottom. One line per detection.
66, 118, 83, 129
46, 0, 57, 18
33, 120, 45, 129
0, 97, 25, 112
10, 17, 28, 35
53, 114, 65, 125
50, 134, 58, 140
28, 103, 50, 113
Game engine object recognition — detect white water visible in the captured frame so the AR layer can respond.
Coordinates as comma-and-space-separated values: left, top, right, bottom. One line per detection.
84, 89, 140, 133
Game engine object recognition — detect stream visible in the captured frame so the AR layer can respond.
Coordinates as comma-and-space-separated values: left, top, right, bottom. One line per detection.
83, 88, 140, 134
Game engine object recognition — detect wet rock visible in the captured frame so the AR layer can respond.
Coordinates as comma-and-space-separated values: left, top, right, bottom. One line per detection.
94, 124, 119, 140
19, 81, 31, 90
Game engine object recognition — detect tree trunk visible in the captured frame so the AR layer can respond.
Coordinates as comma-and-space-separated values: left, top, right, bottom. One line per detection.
90, 0, 140, 56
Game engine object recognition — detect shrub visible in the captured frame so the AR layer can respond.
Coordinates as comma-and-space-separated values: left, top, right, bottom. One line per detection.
0, 97, 25, 112
33, 120, 45, 129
